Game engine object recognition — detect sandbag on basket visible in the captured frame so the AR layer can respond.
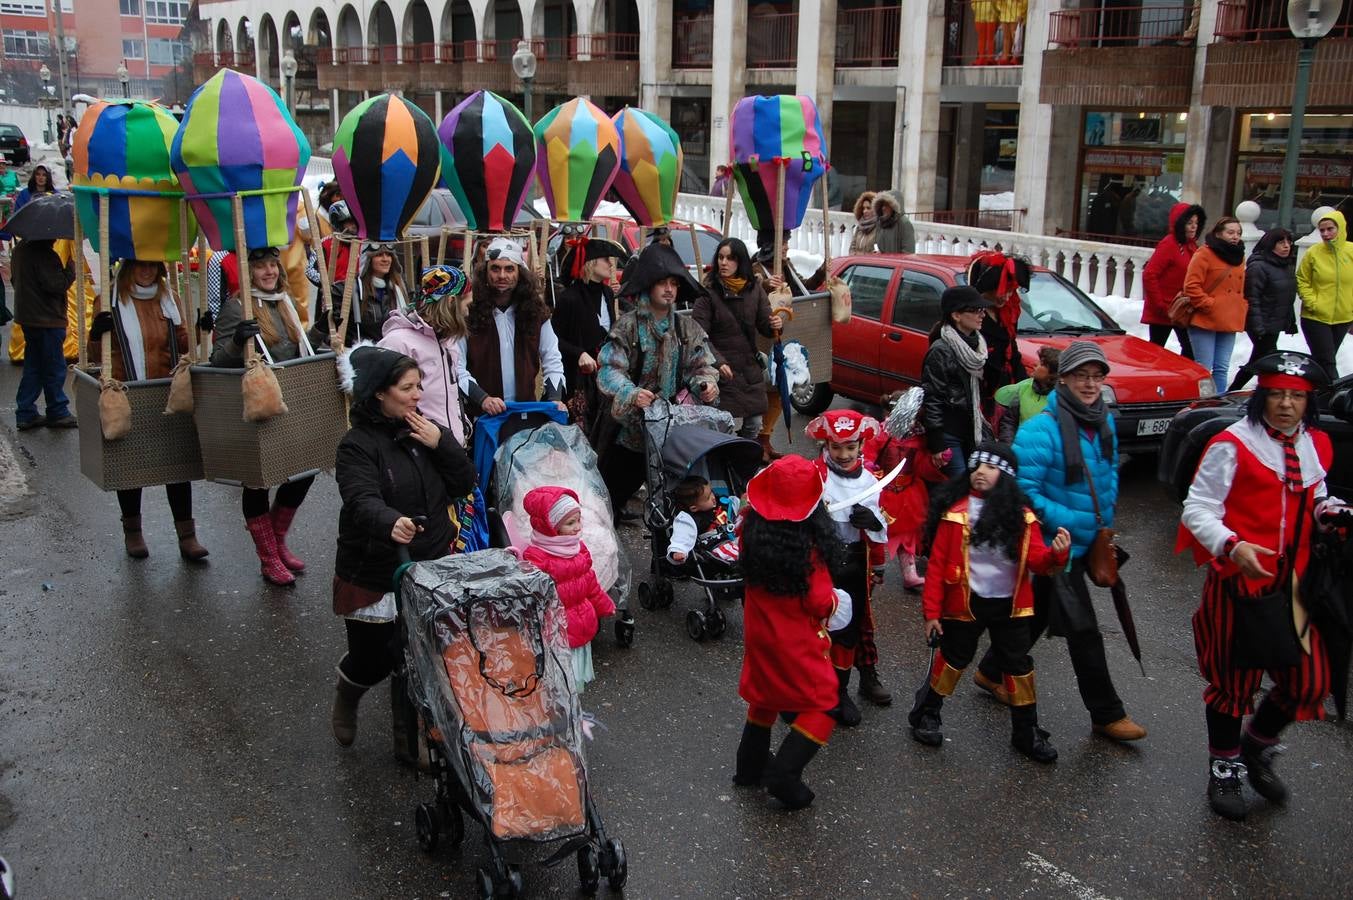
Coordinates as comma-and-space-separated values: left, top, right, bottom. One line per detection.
241, 356, 289, 421
163, 355, 194, 415
98, 379, 133, 440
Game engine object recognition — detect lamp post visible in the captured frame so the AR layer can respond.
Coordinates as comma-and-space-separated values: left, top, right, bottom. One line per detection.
39, 64, 53, 144
1278, 0, 1343, 232
511, 39, 537, 123
116, 61, 129, 98
281, 51, 298, 115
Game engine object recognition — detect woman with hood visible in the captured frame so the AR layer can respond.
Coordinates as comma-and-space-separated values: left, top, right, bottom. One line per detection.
849, 191, 878, 255
1230, 228, 1298, 390
378, 264, 471, 446
871, 190, 916, 255
1140, 201, 1205, 359
13, 164, 57, 213
1296, 210, 1353, 379
1184, 216, 1248, 394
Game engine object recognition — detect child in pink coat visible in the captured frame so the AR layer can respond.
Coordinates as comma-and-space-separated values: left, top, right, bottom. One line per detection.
521, 486, 616, 692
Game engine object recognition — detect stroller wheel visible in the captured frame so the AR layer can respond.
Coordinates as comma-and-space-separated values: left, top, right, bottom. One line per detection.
414, 802, 439, 853
614, 617, 635, 648
637, 581, 656, 611
685, 609, 707, 642
705, 608, 727, 640
577, 845, 601, 895
437, 800, 465, 846
475, 867, 495, 900
657, 581, 676, 610
601, 838, 629, 890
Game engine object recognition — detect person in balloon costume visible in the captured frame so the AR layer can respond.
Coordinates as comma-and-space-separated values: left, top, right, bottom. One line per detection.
454, 237, 566, 416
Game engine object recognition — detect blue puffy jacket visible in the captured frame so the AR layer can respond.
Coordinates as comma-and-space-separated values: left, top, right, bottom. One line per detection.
1011, 390, 1118, 559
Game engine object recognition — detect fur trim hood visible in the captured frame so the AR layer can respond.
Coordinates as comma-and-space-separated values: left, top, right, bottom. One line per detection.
853, 191, 878, 221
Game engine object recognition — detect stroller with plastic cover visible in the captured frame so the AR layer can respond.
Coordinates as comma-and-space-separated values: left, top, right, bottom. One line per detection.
638, 398, 763, 641
474, 402, 635, 647
397, 549, 628, 898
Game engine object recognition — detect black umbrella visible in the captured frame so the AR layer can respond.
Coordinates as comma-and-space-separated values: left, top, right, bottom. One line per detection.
1302, 529, 1353, 719
1108, 545, 1146, 676
2, 192, 74, 241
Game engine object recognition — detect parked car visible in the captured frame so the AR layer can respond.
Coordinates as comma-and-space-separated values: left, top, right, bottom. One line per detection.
405, 188, 542, 266
0, 123, 30, 166
793, 253, 1216, 453
1156, 379, 1353, 501
546, 216, 723, 283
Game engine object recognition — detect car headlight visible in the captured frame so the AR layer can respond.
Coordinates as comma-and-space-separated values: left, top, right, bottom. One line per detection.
1198, 378, 1216, 398
1099, 384, 1118, 406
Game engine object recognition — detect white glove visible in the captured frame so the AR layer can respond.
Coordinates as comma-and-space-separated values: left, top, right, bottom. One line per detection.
827, 588, 853, 631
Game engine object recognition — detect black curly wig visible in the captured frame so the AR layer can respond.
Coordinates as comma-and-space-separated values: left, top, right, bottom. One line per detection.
741, 505, 846, 598
922, 468, 1030, 561
468, 260, 549, 338
1246, 388, 1320, 429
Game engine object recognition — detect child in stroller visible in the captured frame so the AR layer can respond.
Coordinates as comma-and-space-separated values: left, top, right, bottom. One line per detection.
666, 475, 741, 568
638, 399, 763, 641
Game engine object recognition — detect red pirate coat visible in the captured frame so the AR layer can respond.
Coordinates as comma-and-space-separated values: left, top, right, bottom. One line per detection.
922, 497, 1067, 622
738, 551, 839, 712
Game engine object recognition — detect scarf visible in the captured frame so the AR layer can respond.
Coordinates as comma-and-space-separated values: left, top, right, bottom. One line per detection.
856, 213, 878, 233
529, 530, 581, 558
720, 275, 748, 295
1204, 233, 1245, 267
939, 324, 988, 446
1056, 388, 1115, 484
114, 285, 181, 381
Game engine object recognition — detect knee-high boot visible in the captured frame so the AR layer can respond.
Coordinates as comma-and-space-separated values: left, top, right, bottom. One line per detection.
245, 514, 296, 586
733, 719, 773, 786
270, 504, 306, 572
763, 729, 824, 810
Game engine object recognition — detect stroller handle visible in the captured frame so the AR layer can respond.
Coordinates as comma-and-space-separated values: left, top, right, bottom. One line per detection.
391, 515, 428, 588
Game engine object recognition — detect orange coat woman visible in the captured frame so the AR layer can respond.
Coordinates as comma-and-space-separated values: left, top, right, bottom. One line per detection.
1183, 216, 1247, 395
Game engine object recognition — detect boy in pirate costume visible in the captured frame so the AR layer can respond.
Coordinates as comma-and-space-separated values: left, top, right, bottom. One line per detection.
806, 410, 891, 723
1180, 351, 1350, 820
910, 442, 1070, 763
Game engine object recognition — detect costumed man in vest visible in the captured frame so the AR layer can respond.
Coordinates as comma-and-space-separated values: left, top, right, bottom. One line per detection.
1179, 351, 1349, 820
452, 236, 566, 416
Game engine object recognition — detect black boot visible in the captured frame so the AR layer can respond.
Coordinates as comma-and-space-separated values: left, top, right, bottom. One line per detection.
1207, 757, 1249, 821
856, 665, 893, 706
831, 668, 862, 727
763, 730, 823, 810
907, 685, 944, 747
331, 668, 370, 747
1011, 704, 1058, 763
733, 721, 772, 786
1240, 731, 1289, 804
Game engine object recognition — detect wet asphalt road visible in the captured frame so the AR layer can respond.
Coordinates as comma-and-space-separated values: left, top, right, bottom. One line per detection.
1, 353, 1352, 900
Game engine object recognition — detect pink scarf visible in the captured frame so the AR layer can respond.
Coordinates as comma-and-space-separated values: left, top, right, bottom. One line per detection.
530, 530, 581, 558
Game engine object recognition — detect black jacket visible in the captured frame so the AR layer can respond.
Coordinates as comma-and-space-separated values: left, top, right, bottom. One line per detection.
12, 240, 73, 329
1244, 237, 1298, 337
553, 279, 616, 394
334, 409, 478, 592
693, 277, 774, 419
979, 311, 1025, 402
920, 331, 983, 455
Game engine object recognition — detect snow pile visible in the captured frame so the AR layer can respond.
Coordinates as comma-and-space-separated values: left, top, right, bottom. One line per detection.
980, 191, 1016, 211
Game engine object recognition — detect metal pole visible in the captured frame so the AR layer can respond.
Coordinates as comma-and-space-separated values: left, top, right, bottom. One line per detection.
1278, 38, 1318, 233
524, 77, 533, 123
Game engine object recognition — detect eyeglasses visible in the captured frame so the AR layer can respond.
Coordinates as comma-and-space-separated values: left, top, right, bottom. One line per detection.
1268, 389, 1308, 402
1064, 370, 1108, 383
957, 307, 987, 315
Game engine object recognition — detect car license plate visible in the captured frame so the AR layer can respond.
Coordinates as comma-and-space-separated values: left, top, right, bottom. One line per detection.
1136, 417, 1171, 437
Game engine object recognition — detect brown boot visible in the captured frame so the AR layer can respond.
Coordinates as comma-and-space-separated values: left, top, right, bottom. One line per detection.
332, 668, 370, 747
973, 670, 1011, 705
122, 516, 149, 559
174, 519, 209, 562
856, 665, 893, 706
758, 433, 784, 463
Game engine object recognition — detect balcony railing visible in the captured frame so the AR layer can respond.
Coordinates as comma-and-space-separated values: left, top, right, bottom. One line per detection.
837, 5, 901, 67
570, 32, 639, 60
1048, 4, 1197, 49
747, 10, 798, 67
1215, 0, 1353, 40
673, 14, 713, 67
914, 208, 1025, 232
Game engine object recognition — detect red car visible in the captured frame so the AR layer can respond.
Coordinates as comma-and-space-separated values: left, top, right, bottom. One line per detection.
549, 216, 723, 282
793, 254, 1216, 452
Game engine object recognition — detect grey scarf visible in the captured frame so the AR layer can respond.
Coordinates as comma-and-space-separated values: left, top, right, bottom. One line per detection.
940, 324, 987, 446
1056, 387, 1114, 484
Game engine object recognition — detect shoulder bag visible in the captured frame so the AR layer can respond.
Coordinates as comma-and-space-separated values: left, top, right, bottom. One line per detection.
1168, 264, 1232, 328
1231, 491, 1305, 670
1083, 464, 1119, 588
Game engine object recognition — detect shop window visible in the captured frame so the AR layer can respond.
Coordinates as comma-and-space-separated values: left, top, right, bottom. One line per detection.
840, 264, 892, 321
1076, 111, 1188, 244
891, 271, 945, 333
1233, 112, 1353, 237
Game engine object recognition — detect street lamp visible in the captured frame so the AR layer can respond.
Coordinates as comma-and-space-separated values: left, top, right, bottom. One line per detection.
116, 61, 129, 98
511, 39, 537, 123
39, 64, 53, 144
281, 51, 298, 115
1277, 0, 1344, 232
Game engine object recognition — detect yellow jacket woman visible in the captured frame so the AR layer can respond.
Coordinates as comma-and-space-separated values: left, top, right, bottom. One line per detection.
1295, 210, 1353, 378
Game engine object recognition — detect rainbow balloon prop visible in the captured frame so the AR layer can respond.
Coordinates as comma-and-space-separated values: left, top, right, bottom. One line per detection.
332, 94, 441, 241
170, 68, 311, 251
609, 107, 682, 227
533, 97, 621, 222
71, 99, 196, 261
438, 90, 535, 232
729, 95, 828, 233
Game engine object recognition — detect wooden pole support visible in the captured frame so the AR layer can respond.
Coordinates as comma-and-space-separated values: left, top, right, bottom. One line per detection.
301, 190, 334, 332
231, 195, 255, 364
74, 202, 87, 369
98, 193, 113, 384
722, 166, 735, 239
772, 162, 786, 282
334, 234, 359, 348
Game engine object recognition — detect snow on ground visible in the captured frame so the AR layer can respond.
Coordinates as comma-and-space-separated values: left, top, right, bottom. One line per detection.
980, 191, 1015, 210
1093, 293, 1353, 387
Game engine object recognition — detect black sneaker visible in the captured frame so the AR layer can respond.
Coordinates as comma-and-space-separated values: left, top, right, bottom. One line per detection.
1240, 733, 1289, 804
16, 417, 44, 431
1012, 726, 1059, 764
45, 415, 78, 429
908, 708, 943, 747
1207, 758, 1248, 821
831, 692, 862, 728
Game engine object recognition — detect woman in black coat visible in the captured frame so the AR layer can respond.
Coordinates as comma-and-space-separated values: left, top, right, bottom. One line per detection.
1229, 228, 1298, 390
694, 237, 781, 438
329, 345, 477, 752
920, 286, 995, 477
552, 252, 619, 436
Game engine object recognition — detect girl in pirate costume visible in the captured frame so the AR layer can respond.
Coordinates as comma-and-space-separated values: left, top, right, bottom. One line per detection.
807, 410, 890, 723
909, 441, 1069, 762
1180, 351, 1350, 820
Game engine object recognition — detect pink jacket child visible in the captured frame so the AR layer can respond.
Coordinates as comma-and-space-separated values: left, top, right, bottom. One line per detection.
521, 487, 617, 651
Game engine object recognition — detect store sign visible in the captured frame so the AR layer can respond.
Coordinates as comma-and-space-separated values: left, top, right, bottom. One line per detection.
1084, 149, 1165, 176
1244, 157, 1353, 190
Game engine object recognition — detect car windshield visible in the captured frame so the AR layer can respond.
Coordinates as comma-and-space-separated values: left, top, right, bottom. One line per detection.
666, 227, 721, 267
0, 125, 20, 138
1013, 272, 1120, 334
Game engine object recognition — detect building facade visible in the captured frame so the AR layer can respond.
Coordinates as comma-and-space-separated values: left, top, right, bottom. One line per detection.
190, 0, 1353, 241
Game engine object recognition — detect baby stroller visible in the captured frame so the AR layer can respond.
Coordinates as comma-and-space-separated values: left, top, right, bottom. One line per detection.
476, 402, 635, 647
396, 548, 628, 898
638, 399, 763, 641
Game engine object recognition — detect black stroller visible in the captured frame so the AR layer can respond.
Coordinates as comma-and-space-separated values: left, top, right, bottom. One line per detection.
637, 399, 763, 641
396, 549, 628, 898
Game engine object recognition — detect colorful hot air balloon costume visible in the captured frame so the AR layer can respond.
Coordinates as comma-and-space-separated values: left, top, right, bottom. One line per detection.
609, 107, 683, 228
534, 97, 621, 225
438, 90, 536, 233
332, 93, 442, 242
729, 95, 828, 243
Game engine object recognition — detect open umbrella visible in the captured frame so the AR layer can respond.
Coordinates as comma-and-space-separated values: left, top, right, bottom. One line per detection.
2, 192, 75, 241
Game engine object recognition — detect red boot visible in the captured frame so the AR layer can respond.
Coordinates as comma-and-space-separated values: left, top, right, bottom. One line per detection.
245, 515, 296, 586
270, 505, 306, 573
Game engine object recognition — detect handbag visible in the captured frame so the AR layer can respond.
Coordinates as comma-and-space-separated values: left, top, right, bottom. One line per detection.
1083, 464, 1118, 588
1168, 265, 1232, 328
1231, 492, 1306, 670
